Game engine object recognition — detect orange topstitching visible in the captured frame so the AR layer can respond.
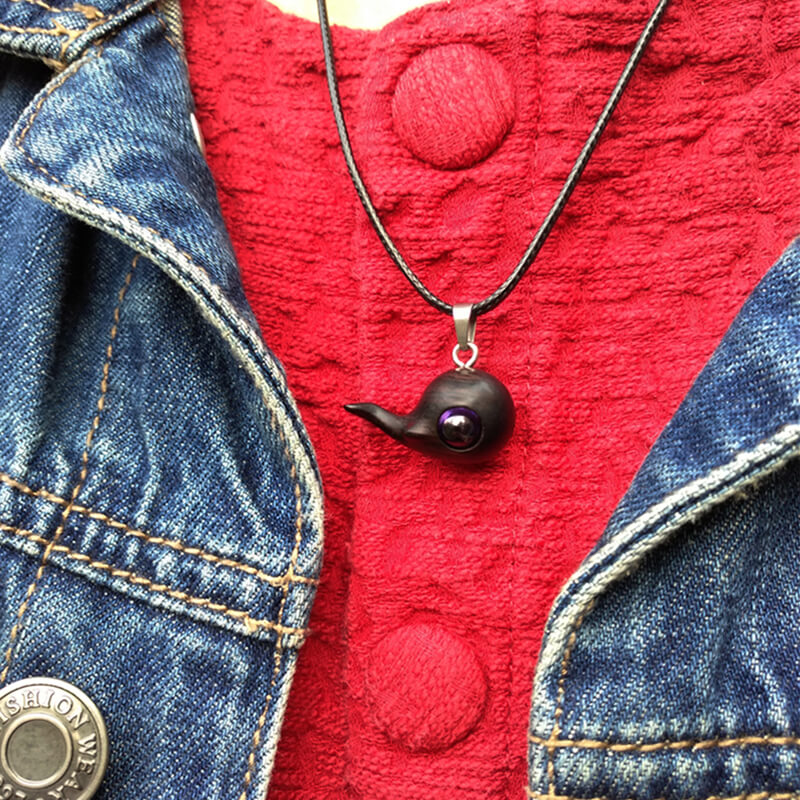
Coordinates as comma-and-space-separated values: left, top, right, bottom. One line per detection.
0, 471, 318, 587
0, 257, 138, 686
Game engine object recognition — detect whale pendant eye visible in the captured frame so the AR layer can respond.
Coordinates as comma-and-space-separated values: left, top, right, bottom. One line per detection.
437, 407, 482, 450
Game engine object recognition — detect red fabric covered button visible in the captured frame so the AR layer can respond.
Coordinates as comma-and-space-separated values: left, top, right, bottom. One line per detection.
364, 623, 487, 751
391, 44, 515, 170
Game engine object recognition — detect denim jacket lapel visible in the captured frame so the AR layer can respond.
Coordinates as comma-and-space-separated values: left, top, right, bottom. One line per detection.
529, 234, 800, 796
0, 3, 321, 488
535, 233, 800, 665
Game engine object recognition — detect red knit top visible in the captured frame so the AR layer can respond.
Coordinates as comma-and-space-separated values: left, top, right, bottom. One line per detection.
180, 0, 800, 796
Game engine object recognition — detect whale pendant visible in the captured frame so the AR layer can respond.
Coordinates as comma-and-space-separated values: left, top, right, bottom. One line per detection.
344, 303, 515, 462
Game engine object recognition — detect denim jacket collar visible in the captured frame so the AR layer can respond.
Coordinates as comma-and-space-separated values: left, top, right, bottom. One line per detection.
0, 3, 321, 491
535, 231, 800, 657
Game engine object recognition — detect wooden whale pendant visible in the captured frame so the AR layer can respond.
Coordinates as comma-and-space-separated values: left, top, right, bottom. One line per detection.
344, 367, 515, 462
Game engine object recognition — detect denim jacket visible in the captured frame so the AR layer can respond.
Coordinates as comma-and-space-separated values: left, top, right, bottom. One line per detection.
1, 0, 799, 798
0, 0, 323, 797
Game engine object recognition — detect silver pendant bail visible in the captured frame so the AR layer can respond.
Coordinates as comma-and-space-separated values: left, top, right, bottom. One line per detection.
452, 303, 478, 370
453, 303, 477, 350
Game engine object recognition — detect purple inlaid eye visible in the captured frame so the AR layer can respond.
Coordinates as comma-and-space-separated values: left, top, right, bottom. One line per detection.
437, 407, 482, 449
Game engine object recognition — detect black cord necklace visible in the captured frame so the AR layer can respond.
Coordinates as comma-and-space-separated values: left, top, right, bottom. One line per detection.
318, 0, 672, 462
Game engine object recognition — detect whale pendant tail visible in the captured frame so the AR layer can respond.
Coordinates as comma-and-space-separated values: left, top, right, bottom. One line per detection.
343, 403, 406, 442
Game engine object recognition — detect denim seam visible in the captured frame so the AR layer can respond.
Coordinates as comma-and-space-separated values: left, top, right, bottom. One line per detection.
6, 41, 323, 525
0, 255, 138, 687
525, 790, 800, 800
0, 0, 148, 65
238, 414, 305, 800
0, 471, 319, 587
0, 20, 89, 36
0, 520, 307, 639
529, 732, 800, 752
545, 597, 597, 795
239, 612, 286, 800
0, 0, 140, 38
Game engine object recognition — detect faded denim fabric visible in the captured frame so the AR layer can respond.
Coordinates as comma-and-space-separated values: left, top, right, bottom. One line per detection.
0, 0, 323, 798
527, 234, 800, 798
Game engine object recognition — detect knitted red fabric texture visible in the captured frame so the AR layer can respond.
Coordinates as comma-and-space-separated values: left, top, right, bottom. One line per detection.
180, 0, 800, 796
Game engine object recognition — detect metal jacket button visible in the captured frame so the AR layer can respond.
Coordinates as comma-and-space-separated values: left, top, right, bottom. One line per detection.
0, 678, 108, 799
